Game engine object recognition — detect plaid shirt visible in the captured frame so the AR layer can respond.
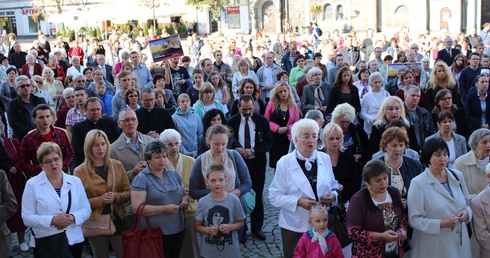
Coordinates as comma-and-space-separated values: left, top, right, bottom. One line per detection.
65, 106, 87, 127
20, 126, 74, 176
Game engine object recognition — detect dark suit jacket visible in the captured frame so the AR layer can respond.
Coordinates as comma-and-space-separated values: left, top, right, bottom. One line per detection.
20, 63, 43, 78
71, 118, 120, 168
465, 91, 490, 131
227, 112, 272, 174
104, 65, 114, 84
437, 48, 461, 66
135, 107, 175, 135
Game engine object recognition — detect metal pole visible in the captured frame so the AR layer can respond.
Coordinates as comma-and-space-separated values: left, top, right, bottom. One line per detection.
153, 0, 157, 29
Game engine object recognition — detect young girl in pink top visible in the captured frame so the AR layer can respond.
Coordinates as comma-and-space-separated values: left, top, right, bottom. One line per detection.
293, 204, 344, 258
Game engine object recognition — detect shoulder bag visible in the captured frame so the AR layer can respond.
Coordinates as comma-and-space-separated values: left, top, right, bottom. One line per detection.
228, 149, 256, 213
82, 163, 116, 237
122, 203, 164, 258
327, 194, 351, 248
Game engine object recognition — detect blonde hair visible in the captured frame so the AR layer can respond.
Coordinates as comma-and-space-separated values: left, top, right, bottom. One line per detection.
429, 61, 456, 90
321, 123, 346, 152
199, 82, 215, 102
82, 130, 112, 172
374, 96, 409, 126
270, 82, 296, 110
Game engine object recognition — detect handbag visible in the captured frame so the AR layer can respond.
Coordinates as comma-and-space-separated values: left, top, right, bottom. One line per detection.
122, 203, 164, 258
327, 196, 351, 248
227, 150, 256, 213
82, 163, 117, 237
33, 191, 73, 258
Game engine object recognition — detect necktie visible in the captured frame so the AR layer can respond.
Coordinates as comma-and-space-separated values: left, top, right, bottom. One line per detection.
244, 118, 251, 149
448, 49, 452, 59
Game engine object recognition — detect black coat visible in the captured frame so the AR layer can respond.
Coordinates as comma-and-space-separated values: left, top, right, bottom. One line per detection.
465, 90, 490, 132
135, 107, 175, 135
7, 95, 46, 141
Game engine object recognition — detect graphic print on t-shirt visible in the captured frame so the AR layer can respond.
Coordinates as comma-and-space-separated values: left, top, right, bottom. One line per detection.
204, 205, 233, 251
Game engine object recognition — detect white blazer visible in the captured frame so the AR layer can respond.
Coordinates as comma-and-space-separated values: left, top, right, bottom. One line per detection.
408, 168, 472, 258
22, 171, 91, 245
269, 150, 339, 233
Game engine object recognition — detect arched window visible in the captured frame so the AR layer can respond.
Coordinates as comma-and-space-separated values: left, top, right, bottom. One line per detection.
336, 5, 344, 21
394, 5, 410, 27
323, 4, 333, 21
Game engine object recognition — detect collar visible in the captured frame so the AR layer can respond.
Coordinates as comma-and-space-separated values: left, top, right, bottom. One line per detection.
240, 113, 253, 121
122, 133, 142, 144
478, 90, 488, 98
36, 125, 54, 137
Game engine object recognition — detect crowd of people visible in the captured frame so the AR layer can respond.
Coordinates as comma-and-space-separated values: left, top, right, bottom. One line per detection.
1, 22, 490, 258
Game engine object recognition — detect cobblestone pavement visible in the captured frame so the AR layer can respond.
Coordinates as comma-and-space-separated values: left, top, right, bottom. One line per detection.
11, 167, 283, 258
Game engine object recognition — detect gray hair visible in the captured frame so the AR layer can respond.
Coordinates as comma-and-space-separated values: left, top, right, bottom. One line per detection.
291, 119, 320, 147
332, 103, 356, 123
73, 73, 86, 82
15, 75, 30, 87
25, 54, 34, 61
143, 140, 168, 161
367, 59, 377, 69
160, 129, 182, 144
140, 87, 154, 95
71, 56, 80, 62
368, 72, 384, 86
404, 85, 420, 97
356, 60, 367, 70
303, 66, 314, 77
305, 110, 324, 122
308, 67, 323, 77
42, 67, 52, 77
63, 87, 74, 98
120, 50, 130, 59
468, 129, 490, 151
421, 57, 430, 63
28, 50, 38, 56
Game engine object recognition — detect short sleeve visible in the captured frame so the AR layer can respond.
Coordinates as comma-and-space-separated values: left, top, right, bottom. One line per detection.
131, 173, 148, 191
195, 201, 204, 221
233, 195, 246, 221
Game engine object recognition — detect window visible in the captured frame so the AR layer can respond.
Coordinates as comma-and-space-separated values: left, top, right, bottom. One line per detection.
323, 4, 333, 21
336, 5, 344, 21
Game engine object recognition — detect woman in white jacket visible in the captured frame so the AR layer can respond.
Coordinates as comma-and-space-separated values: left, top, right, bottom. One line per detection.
269, 119, 339, 258
22, 142, 91, 258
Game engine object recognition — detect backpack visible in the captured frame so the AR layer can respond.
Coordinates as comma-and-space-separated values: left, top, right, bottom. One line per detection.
316, 27, 323, 37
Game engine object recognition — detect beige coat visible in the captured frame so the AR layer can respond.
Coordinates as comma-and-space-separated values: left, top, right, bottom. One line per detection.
453, 150, 487, 198
0, 170, 17, 257
471, 187, 490, 258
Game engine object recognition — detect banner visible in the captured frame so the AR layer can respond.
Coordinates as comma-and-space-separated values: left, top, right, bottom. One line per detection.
148, 34, 184, 62
386, 63, 422, 85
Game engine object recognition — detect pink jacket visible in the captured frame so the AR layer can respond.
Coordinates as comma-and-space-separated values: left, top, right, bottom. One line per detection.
264, 101, 300, 141
294, 229, 344, 258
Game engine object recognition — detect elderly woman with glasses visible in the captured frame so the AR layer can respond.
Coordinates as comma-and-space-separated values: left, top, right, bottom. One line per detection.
30, 78, 55, 109
55, 88, 76, 128
300, 67, 331, 116
66, 56, 86, 77
22, 142, 91, 258
269, 119, 339, 258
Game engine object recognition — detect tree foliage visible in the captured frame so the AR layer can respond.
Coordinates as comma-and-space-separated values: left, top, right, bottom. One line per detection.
185, 0, 238, 20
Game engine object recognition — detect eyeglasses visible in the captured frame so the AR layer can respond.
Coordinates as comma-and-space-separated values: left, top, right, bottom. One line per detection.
76, 80, 86, 83
299, 134, 318, 140
128, 94, 138, 98
35, 81, 43, 84
42, 156, 61, 165
18, 84, 31, 88
120, 117, 137, 123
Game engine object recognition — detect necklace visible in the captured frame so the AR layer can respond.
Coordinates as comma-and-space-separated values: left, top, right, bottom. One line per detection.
280, 109, 287, 120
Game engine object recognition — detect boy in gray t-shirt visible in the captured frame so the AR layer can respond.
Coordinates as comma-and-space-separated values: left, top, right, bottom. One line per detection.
195, 164, 246, 258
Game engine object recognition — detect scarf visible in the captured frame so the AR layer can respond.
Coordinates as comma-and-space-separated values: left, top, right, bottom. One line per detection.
311, 229, 329, 255
296, 149, 317, 171
201, 150, 236, 192
312, 83, 325, 108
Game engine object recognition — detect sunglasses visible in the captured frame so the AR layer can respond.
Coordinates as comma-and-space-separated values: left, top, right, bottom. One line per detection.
35, 80, 43, 84
18, 84, 31, 88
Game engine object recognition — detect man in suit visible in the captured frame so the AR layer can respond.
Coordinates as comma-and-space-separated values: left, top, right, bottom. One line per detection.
8, 42, 27, 70
71, 97, 120, 168
228, 94, 272, 242
135, 87, 175, 138
96, 54, 114, 85
437, 37, 461, 66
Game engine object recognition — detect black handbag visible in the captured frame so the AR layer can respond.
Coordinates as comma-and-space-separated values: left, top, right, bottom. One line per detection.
327, 196, 351, 248
33, 191, 74, 258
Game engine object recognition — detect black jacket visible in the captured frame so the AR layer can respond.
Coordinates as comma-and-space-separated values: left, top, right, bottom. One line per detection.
136, 107, 175, 135
7, 94, 46, 141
